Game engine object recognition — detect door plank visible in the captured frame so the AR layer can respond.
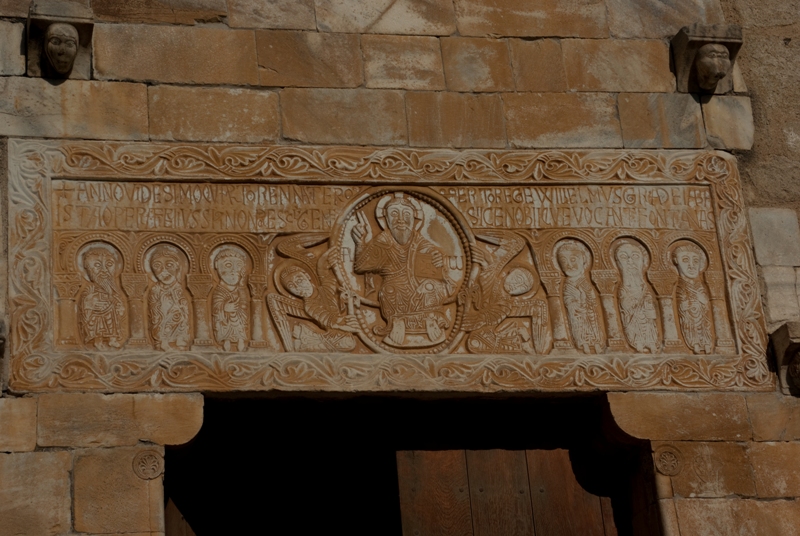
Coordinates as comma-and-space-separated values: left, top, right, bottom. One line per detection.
600, 496, 619, 536
397, 450, 474, 536
466, 449, 535, 536
527, 449, 605, 536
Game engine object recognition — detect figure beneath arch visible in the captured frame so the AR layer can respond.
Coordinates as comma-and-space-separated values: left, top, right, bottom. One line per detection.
147, 244, 191, 351
673, 242, 714, 354
78, 243, 126, 350
555, 240, 605, 354
614, 240, 660, 353
211, 246, 250, 352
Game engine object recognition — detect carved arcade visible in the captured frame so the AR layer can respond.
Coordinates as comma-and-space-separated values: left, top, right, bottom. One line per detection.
8, 142, 769, 392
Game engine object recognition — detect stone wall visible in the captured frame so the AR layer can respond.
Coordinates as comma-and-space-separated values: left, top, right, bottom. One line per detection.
0, 0, 798, 534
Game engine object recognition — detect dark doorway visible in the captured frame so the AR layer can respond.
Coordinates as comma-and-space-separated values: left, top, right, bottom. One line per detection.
165, 395, 657, 535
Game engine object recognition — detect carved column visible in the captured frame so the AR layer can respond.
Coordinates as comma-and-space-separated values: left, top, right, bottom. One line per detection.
186, 274, 214, 349
121, 273, 150, 348
648, 270, 683, 351
248, 275, 269, 348
705, 271, 736, 354
54, 274, 82, 347
591, 270, 627, 351
539, 270, 574, 350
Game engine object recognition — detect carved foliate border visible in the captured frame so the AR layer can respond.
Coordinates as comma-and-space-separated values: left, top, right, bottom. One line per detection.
7, 140, 772, 392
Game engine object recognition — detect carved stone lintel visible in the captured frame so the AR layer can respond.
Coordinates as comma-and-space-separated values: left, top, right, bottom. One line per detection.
672, 23, 743, 94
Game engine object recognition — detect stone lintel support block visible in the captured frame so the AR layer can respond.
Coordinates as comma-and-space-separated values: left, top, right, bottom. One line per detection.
0, 397, 37, 452
607, 392, 752, 441
74, 447, 165, 534
702, 95, 755, 150
770, 322, 800, 395
672, 23, 743, 94
38, 392, 204, 447
27, 0, 93, 80
0, 451, 72, 536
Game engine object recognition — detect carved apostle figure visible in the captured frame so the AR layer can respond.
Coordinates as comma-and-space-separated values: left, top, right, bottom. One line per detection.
78, 244, 126, 350
351, 193, 455, 347
556, 240, 605, 354
147, 244, 191, 351
212, 246, 249, 352
673, 242, 714, 354
695, 43, 732, 91
269, 247, 360, 352
614, 240, 660, 353
44, 23, 79, 76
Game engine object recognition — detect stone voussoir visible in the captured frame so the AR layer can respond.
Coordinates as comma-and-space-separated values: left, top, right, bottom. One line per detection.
562, 39, 675, 93
608, 392, 752, 441
93, 24, 259, 85
256, 30, 362, 88
362, 34, 445, 91
149, 85, 280, 143
38, 392, 204, 448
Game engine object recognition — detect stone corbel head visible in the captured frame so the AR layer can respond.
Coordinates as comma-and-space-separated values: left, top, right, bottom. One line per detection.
27, 0, 93, 80
672, 23, 743, 94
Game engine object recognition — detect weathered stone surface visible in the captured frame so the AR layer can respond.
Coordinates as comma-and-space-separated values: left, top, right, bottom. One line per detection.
504, 92, 622, 148
407, 92, 506, 148
92, 0, 227, 24
0, 78, 148, 140
39, 393, 204, 447
749, 442, 800, 497
606, 0, 725, 38
562, 39, 674, 92
702, 95, 755, 150
362, 35, 445, 90
747, 392, 800, 441
659, 499, 681, 536
228, 0, 316, 29
0, 398, 36, 452
0, 452, 72, 536
761, 266, 800, 325
149, 85, 279, 143
441, 37, 514, 92
675, 498, 800, 535
619, 93, 706, 149
256, 30, 362, 87
748, 208, 800, 267
653, 441, 756, 498
608, 393, 752, 441
0, 22, 25, 76
282, 88, 407, 145
94, 24, 259, 85
315, 0, 456, 34
0, 0, 87, 17
509, 38, 567, 92
453, 0, 608, 37
74, 447, 164, 534
134, 394, 204, 445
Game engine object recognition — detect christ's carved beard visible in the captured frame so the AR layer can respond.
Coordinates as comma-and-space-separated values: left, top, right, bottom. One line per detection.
391, 225, 412, 245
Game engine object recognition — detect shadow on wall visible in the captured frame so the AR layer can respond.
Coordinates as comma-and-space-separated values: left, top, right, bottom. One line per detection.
165, 395, 656, 536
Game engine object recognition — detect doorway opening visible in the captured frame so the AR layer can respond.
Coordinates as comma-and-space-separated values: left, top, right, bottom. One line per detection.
165, 395, 659, 535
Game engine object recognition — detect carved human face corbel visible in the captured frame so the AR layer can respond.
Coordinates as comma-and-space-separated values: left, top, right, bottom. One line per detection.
695, 43, 732, 91
44, 22, 79, 75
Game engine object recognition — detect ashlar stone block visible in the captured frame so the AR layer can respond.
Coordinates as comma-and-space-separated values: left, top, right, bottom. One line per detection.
74, 447, 165, 534
562, 39, 675, 92
441, 37, 514, 92
407, 92, 506, 148
509, 38, 567, 92
0, 21, 25, 76
149, 85, 280, 143
675, 498, 800, 535
256, 30, 362, 88
0, 397, 37, 452
653, 441, 756, 498
315, 0, 456, 35
619, 93, 706, 148
281, 88, 407, 145
453, 0, 608, 38
362, 35, 445, 90
94, 24, 259, 85
748, 208, 800, 267
606, 0, 725, 39
748, 442, 800, 497
0, 77, 148, 140
702, 95, 755, 150
91, 0, 227, 24
504, 92, 622, 148
228, 0, 316, 29
747, 392, 800, 441
0, 452, 72, 536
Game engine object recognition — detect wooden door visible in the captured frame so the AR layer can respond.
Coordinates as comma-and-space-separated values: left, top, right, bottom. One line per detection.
397, 449, 618, 536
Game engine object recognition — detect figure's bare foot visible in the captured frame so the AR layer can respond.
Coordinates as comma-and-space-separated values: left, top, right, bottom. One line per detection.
237, 339, 245, 352
223, 340, 231, 352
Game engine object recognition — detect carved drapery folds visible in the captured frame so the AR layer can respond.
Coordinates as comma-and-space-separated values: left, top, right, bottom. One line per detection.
7, 141, 770, 392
